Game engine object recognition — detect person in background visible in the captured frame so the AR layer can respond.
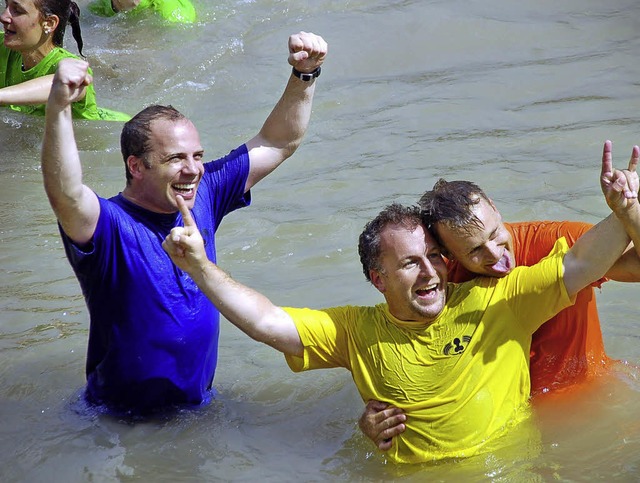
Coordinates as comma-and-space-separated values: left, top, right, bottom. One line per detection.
359, 173, 640, 450
161, 141, 640, 463
88, 0, 196, 24
40, 31, 327, 415
0, 0, 130, 120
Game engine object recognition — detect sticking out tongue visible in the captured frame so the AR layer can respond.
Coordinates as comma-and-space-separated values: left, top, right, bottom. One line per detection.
491, 254, 511, 274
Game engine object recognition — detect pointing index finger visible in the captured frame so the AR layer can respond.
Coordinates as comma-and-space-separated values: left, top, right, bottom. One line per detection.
629, 145, 639, 172
176, 195, 196, 228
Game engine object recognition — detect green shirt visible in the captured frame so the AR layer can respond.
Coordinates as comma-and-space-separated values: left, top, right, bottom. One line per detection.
88, 0, 196, 23
0, 35, 130, 121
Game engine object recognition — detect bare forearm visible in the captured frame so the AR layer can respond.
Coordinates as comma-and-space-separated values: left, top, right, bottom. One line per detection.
244, 75, 316, 188
604, 244, 640, 282
0, 75, 54, 106
41, 100, 97, 242
42, 102, 83, 205
193, 260, 303, 356
615, 204, 640, 261
260, 75, 315, 155
564, 213, 631, 296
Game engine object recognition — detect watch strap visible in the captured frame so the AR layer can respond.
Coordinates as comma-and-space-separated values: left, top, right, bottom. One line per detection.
292, 66, 321, 82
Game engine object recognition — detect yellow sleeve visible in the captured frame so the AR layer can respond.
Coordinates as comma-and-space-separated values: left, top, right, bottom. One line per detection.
281, 306, 351, 372
501, 237, 573, 332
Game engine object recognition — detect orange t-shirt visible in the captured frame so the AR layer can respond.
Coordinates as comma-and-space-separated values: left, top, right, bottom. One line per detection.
446, 221, 611, 395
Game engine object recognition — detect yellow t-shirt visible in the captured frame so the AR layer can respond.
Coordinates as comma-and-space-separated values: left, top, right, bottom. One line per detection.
284, 238, 573, 464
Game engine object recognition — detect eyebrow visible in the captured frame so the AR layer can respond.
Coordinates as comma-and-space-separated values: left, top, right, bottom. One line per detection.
468, 225, 499, 254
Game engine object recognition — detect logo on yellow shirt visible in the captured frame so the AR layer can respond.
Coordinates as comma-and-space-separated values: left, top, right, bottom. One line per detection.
443, 335, 472, 355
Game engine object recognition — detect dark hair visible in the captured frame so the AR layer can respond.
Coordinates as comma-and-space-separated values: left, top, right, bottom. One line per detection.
120, 105, 188, 183
358, 203, 424, 282
418, 179, 492, 240
37, 0, 84, 57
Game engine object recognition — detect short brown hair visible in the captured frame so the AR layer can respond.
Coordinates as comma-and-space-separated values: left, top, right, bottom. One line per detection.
358, 203, 424, 282
418, 179, 492, 239
120, 105, 188, 183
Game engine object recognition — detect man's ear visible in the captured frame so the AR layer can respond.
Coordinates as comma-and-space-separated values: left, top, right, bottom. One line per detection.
127, 155, 145, 181
369, 269, 386, 293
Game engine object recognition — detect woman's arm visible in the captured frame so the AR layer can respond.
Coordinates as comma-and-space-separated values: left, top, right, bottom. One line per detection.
0, 74, 86, 106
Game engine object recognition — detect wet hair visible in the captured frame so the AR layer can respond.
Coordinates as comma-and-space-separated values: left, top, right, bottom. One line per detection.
36, 0, 84, 57
418, 179, 493, 240
120, 105, 188, 183
358, 203, 424, 282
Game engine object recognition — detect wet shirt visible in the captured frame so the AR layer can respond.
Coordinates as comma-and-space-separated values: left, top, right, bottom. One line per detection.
61, 146, 250, 413
447, 221, 610, 394
284, 239, 572, 464
88, 0, 196, 23
0, 33, 130, 121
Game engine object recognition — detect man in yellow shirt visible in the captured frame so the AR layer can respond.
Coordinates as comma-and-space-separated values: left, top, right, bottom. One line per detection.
162, 141, 639, 464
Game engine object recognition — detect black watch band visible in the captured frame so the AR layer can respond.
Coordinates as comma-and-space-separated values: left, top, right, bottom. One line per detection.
292, 66, 321, 82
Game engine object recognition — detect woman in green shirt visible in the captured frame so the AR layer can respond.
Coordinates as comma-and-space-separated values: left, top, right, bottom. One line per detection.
0, 0, 130, 121
88, 0, 196, 24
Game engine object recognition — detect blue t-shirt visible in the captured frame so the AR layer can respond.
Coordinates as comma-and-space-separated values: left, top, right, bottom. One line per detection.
61, 145, 250, 414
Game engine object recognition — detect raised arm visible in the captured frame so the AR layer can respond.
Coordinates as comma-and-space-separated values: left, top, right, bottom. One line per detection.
244, 31, 328, 192
563, 141, 639, 297
605, 143, 640, 257
163, 196, 304, 356
41, 59, 100, 245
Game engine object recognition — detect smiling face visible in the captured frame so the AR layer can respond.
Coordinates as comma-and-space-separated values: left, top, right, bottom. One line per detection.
435, 198, 515, 278
370, 223, 448, 324
124, 118, 205, 214
1, 0, 54, 59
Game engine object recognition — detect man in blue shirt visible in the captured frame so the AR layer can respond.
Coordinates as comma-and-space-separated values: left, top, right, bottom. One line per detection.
40, 32, 327, 415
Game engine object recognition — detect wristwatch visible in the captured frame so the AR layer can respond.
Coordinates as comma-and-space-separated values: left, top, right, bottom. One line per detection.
292, 66, 321, 82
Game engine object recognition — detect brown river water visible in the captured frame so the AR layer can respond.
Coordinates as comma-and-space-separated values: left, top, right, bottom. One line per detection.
1, 0, 640, 480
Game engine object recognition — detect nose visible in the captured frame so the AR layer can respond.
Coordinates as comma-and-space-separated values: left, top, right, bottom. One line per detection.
1, 8, 10, 23
419, 259, 437, 279
484, 241, 502, 262
181, 156, 200, 174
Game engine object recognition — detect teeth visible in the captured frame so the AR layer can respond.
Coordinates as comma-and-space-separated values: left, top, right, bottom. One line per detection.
417, 284, 438, 293
173, 183, 195, 190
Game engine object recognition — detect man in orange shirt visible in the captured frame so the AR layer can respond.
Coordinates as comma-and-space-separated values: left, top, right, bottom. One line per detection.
360, 177, 640, 450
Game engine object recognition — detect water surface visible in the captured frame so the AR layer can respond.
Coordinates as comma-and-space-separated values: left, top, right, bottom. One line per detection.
2, 0, 640, 480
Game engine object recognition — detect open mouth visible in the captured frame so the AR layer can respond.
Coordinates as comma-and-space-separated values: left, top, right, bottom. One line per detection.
416, 283, 439, 298
173, 183, 196, 195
